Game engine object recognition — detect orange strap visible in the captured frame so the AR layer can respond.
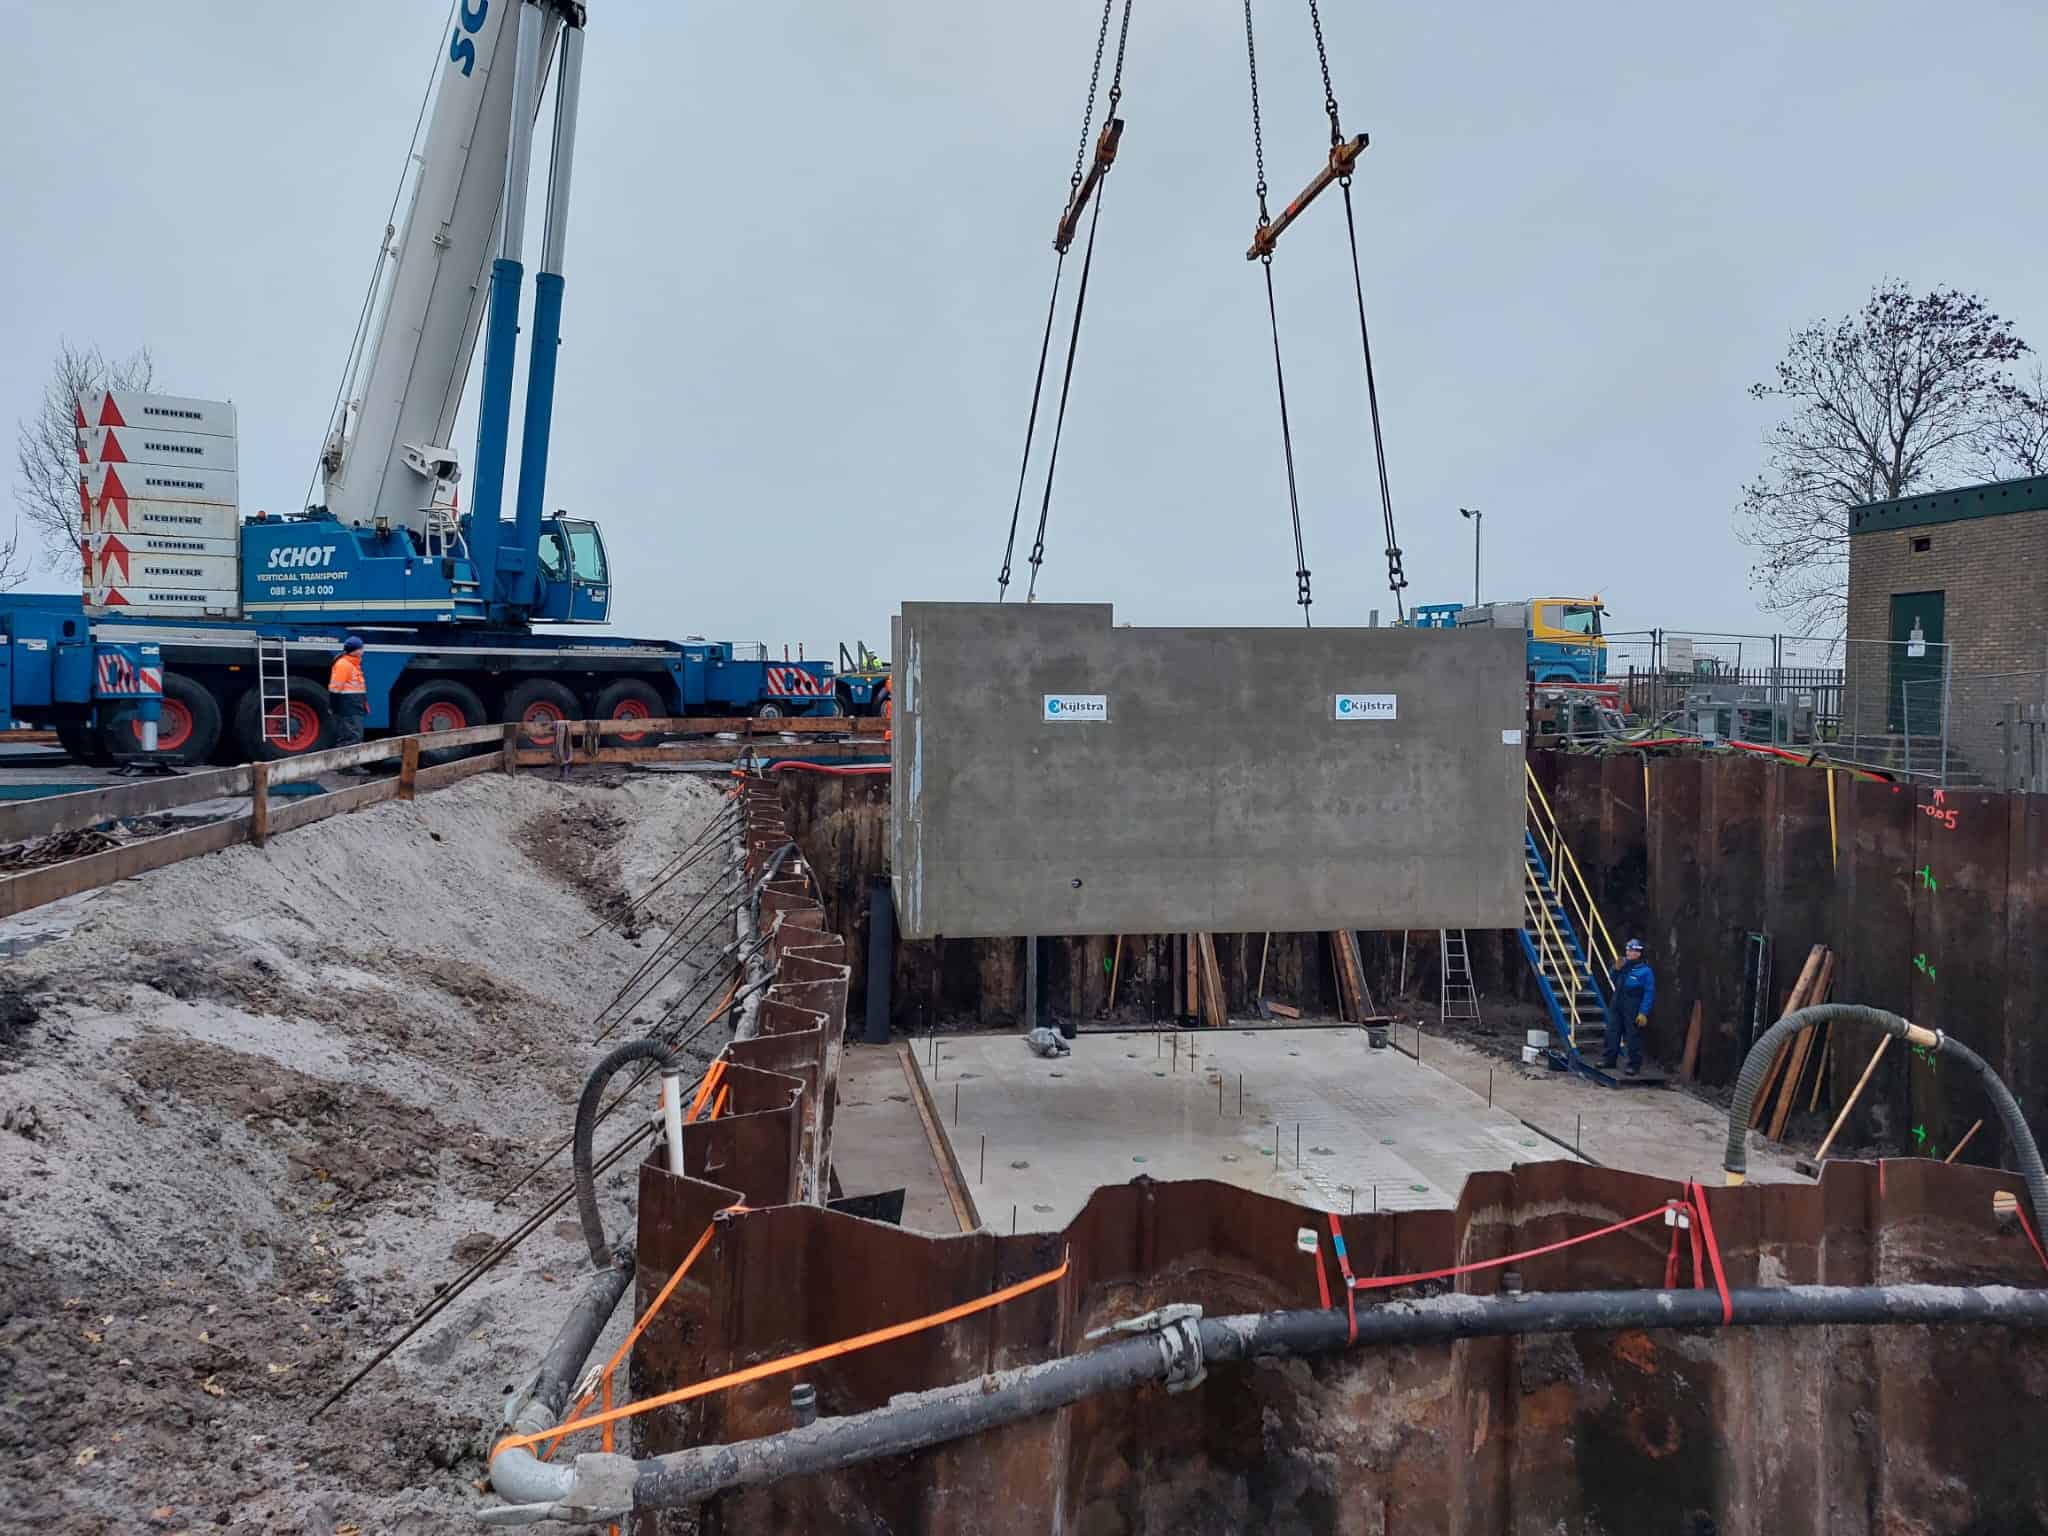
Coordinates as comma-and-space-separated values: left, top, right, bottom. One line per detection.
709, 1084, 731, 1120
685, 1058, 726, 1123
494, 1249, 1070, 1459
537, 1221, 720, 1462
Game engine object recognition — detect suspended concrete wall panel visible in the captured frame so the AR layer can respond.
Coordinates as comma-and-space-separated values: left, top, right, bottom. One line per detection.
891, 602, 1526, 939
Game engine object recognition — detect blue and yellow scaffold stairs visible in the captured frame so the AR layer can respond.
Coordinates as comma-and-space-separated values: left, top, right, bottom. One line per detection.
1519, 766, 1655, 1089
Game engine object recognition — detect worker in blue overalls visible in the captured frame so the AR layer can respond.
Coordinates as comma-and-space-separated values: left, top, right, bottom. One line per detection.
1604, 938, 1655, 1076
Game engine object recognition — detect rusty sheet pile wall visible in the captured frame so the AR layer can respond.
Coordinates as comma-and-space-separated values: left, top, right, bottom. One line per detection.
628, 1156, 2048, 1534
1533, 751, 2048, 1166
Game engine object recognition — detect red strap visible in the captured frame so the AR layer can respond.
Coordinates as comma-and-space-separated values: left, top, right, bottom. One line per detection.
1688, 1180, 1733, 1325
1327, 1212, 1358, 1344
2016, 1199, 2048, 1275
1312, 1235, 1332, 1310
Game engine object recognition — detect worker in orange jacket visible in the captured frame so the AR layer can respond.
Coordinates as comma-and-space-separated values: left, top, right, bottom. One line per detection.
881, 679, 892, 743
328, 636, 368, 765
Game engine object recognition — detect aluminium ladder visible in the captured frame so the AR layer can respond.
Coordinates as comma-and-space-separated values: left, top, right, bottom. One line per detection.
256, 636, 291, 742
1439, 930, 1480, 1025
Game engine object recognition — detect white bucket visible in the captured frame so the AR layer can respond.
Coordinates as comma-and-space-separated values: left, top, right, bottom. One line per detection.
1521, 1045, 1544, 1065
1525, 1029, 1550, 1048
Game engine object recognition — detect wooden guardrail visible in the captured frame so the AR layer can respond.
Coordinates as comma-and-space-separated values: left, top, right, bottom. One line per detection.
0, 716, 889, 921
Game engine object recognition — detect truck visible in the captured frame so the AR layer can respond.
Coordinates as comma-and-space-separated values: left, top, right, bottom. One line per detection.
0, 0, 846, 767
1409, 596, 1609, 687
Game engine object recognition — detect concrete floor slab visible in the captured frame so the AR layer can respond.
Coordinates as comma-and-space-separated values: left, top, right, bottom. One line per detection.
920, 1025, 1579, 1234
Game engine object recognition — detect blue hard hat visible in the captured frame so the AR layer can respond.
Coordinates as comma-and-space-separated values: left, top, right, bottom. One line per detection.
342, 635, 365, 651
1625, 937, 1645, 952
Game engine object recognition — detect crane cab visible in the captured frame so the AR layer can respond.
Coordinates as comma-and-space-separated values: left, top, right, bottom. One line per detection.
533, 516, 611, 624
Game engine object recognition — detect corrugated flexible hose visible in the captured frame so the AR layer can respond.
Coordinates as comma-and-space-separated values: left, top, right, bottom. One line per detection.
1724, 1003, 2048, 1239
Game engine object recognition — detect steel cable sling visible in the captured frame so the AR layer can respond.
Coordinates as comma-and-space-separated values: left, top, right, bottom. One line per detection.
1242, 0, 1408, 623
995, 0, 1135, 602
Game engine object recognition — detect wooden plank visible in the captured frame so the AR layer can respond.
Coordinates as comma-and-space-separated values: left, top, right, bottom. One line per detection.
1196, 933, 1228, 1029
265, 776, 404, 837
0, 816, 248, 919
1944, 1120, 1984, 1164
399, 736, 421, 801
1765, 1020, 1818, 1142
1750, 944, 1827, 1128
1808, 1034, 1891, 1164
1806, 1030, 1832, 1114
513, 739, 884, 767
249, 762, 270, 848
1329, 931, 1369, 1023
0, 764, 253, 846
0, 729, 58, 744
1678, 1001, 1704, 1081
1266, 1001, 1302, 1020
582, 715, 888, 739
500, 724, 520, 775
265, 737, 404, 785
415, 749, 506, 793
897, 1041, 977, 1232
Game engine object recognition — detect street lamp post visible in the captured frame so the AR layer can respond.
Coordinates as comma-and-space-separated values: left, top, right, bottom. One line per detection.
1459, 507, 1482, 607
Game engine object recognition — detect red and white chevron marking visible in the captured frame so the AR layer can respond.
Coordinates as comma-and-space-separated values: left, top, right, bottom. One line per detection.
764, 665, 830, 697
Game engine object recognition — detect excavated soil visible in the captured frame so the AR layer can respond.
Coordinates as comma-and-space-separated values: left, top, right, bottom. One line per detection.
0, 769, 727, 1532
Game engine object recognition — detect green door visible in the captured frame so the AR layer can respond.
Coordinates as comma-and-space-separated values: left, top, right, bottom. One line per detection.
1887, 590, 1945, 734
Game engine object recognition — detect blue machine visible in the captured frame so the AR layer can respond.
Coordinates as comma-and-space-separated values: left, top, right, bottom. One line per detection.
3, 4, 854, 766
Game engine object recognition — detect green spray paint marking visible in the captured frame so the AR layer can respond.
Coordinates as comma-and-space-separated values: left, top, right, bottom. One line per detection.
1918, 865, 1938, 892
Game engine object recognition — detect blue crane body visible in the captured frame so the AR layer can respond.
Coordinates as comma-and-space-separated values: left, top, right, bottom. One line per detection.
1, 1, 853, 764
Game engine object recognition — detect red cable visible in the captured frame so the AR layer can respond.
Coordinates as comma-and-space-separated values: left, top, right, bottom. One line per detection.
766, 761, 890, 776
1352, 1202, 1674, 1294
1312, 1239, 1332, 1311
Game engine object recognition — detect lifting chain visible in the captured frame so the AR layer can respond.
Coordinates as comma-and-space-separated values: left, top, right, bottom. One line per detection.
1244, 0, 1311, 623
999, 0, 1135, 604
1307, 0, 1342, 144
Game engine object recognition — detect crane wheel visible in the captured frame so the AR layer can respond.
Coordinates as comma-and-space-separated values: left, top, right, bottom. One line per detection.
594, 679, 667, 748
395, 679, 490, 763
503, 678, 580, 750
103, 672, 222, 766
233, 679, 335, 762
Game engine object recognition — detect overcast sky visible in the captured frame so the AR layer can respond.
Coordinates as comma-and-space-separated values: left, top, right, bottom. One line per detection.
6, 1, 2045, 655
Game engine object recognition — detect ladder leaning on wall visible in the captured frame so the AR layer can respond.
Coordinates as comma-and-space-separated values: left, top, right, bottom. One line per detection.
1440, 930, 1480, 1024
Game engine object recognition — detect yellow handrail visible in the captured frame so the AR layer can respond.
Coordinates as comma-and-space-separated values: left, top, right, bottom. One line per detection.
1524, 765, 1621, 976
1524, 863, 1587, 1050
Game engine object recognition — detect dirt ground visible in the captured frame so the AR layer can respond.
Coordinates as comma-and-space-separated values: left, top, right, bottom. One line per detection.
0, 769, 726, 1533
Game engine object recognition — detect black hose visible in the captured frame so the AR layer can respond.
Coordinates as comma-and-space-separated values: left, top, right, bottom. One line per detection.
574, 1038, 685, 1269
1724, 1003, 2048, 1241
613, 1282, 2048, 1519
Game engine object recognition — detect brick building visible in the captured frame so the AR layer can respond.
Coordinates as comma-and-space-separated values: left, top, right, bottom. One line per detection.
1845, 473, 2048, 778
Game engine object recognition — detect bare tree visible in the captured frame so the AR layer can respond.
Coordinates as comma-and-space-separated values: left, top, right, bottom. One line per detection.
12, 341, 156, 568
1977, 366, 2048, 479
1736, 282, 2027, 634
0, 517, 25, 592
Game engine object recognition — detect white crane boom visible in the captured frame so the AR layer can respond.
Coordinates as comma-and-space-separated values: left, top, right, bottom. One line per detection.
320, 0, 566, 537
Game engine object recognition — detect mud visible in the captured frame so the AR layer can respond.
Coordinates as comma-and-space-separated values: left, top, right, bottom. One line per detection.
0, 770, 724, 1532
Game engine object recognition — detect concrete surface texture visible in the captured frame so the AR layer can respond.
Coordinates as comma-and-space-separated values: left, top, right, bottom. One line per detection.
0, 770, 724, 1534
891, 602, 1527, 938
919, 1025, 1577, 1233
830, 1042, 965, 1233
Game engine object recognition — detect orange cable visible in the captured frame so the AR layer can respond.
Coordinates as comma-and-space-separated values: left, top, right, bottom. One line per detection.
495, 1250, 1071, 1458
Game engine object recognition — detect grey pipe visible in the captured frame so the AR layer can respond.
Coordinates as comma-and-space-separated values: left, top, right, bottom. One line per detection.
479, 1282, 2048, 1527
1723, 1003, 2048, 1240
487, 1243, 636, 1510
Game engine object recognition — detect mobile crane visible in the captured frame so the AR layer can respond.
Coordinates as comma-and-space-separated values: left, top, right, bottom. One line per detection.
0, 0, 844, 765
